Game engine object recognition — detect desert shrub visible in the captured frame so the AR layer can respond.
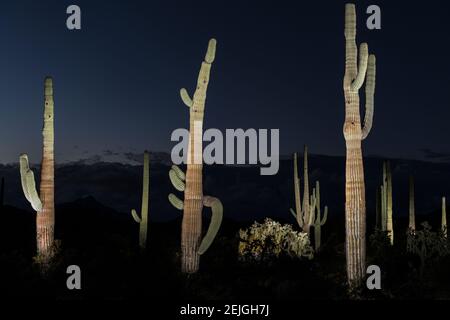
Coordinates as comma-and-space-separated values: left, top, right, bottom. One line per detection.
407, 222, 450, 276
238, 218, 314, 262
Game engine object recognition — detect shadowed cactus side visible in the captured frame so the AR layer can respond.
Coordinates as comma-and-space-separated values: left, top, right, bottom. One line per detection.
168, 39, 223, 273
311, 181, 328, 251
131, 151, 150, 250
343, 3, 377, 287
19, 77, 56, 269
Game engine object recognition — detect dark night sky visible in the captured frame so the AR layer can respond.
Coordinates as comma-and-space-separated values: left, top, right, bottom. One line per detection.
1, 0, 450, 164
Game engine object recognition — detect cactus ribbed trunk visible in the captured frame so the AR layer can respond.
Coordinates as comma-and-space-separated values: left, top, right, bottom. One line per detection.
37, 77, 55, 260
344, 141, 366, 285
343, 4, 376, 287
182, 120, 203, 273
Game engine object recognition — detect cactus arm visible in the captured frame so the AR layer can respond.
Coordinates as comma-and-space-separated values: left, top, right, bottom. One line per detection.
290, 208, 304, 228
180, 88, 193, 108
361, 54, 376, 140
293, 152, 302, 223
351, 43, 368, 91
19, 154, 42, 212
290, 208, 297, 220
169, 168, 186, 192
198, 196, 223, 255
321, 206, 328, 226
204, 38, 217, 64
344, 3, 357, 87
171, 165, 186, 181
169, 193, 184, 210
131, 209, 141, 223
309, 190, 317, 227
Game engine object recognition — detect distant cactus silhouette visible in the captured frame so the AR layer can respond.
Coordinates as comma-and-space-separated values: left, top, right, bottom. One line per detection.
311, 181, 328, 251
19, 77, 55, 266
131, 151, 150, 250
409, 175, 416, 233
381, 161, 394, 244
442, 197, 447, 238
168, 39, 223, 273
343, 3, 376, 287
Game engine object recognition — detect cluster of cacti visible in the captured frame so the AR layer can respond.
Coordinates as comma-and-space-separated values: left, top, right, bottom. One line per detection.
290, 146, 328, 251
238, 218, 314, 261
290, 146, 312, 234
168, 39, 223, 274
343, 3, 376, 286
379, 161, 393, 244
131, 151, 150, 250
19, 77, 56, 267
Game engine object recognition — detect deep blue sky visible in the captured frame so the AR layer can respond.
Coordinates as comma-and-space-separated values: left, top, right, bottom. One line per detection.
1, 0, 450, 164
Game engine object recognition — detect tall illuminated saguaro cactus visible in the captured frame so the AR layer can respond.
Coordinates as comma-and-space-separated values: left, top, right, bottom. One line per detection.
343, 3, 376, 287
168, 39, 223, 273
20, 77, 55, 264
131, 151, 150, 250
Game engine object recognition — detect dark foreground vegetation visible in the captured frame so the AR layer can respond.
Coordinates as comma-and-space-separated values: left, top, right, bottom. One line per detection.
0, 196, 449, 300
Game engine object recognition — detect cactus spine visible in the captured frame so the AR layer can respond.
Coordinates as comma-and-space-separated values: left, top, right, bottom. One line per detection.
343, 3, 376, 287
409, 175, 415, 233
442, 197, 447, 238
380, 161, 394, 244
19, 77, 55, 265
312, 181, 328, 251
131, 151, 150, 250
168, 39, 223, 273
290, 146, 313, 234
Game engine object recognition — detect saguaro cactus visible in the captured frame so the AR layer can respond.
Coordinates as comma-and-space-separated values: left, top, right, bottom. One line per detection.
343, 3, 376, 287
380, 161, 394, 243
312, 181, 328, 251
168, 39, 223, 273
290, 146, 313, 234
131, 151, 150, 250
442, 197, 447, 238
20, 77, 55, 265
409, 175, 416, 233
